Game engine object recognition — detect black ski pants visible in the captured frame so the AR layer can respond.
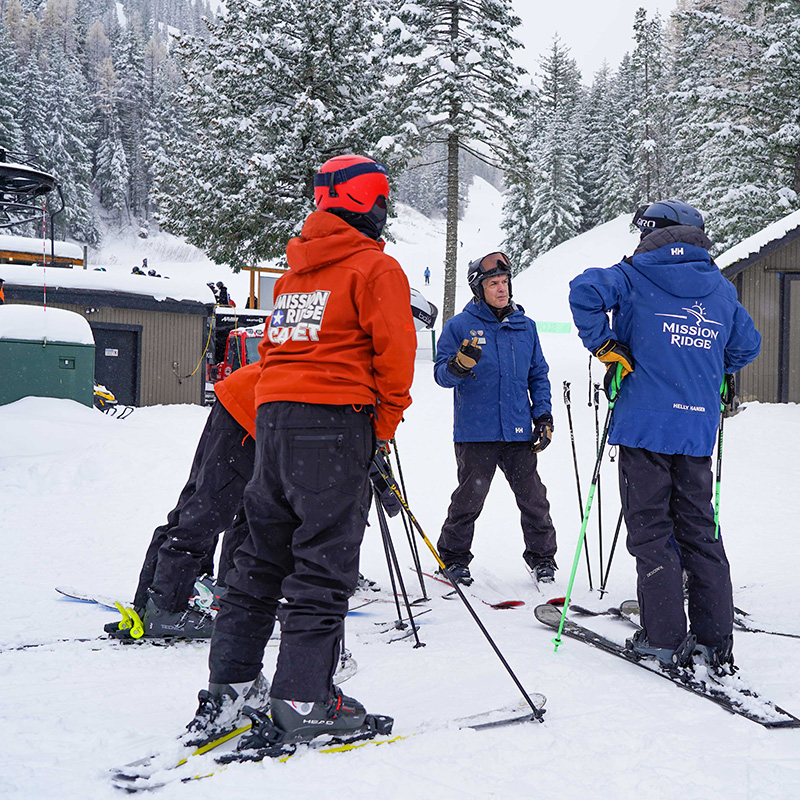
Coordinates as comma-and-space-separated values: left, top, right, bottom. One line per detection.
134, 401, 254, 612
208, 401, 372, 702
619, 445, 733, 650
437, 441, 557, 569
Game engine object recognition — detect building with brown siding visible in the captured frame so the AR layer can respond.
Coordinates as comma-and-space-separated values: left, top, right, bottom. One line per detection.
718, 210, 800, 403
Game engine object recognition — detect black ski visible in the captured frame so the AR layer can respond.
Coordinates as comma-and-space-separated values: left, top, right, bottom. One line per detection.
619, 599, 800, 640
534, 603, 800, 728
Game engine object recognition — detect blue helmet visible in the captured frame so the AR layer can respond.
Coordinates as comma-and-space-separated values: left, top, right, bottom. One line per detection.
633, 200, 704, 233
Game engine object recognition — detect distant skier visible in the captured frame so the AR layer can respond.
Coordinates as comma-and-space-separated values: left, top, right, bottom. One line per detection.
568, 199, 761, 672
434, 251, 557, 587
424, 266, 430, 285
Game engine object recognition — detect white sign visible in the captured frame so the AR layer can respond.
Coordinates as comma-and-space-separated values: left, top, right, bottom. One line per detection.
105, 348, 119, 357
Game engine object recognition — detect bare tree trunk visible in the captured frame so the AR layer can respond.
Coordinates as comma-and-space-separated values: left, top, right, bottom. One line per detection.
442, 132, 460, 322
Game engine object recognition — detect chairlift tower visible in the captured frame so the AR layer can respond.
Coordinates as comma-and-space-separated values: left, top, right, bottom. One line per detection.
0, 149, 65, 265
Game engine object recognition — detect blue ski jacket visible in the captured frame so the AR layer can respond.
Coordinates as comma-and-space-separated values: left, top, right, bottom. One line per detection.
569, 226, 761, 456
434, 299, 552, 443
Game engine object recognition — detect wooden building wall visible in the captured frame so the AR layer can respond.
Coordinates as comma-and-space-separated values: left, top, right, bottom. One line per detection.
5, 298, 208, 406
727, 232, 800, 403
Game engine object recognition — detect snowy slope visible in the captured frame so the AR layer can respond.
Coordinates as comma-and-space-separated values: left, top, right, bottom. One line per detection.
2, 181, 799, 799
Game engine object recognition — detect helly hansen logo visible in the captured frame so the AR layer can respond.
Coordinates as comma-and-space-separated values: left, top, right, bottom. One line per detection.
671, 247, 684, 256
515, 427, 524, 434
268, 291, 330, 343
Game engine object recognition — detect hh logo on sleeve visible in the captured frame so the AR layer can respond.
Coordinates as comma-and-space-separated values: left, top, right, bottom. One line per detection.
268, 291, 331, 343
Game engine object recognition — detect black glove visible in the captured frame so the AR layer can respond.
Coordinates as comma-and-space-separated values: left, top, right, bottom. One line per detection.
532, 413, 554, 453
593, 339, 635, 377
369, 454, 402, 517
446, 337, 482, 378
721, 373, 739, 418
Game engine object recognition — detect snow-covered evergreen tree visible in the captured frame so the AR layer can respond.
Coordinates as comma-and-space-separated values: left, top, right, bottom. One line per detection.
0, 24, 24, 152
38, 41, 98, 241
387, 0, 530, 320
680, 0, 800, 250
630, 9, 670, 204
580, 63, 633, 229
511, 38, 582, 263
114, 14, 148, 218
93, 55, 129, 216
152, 0, 417, 270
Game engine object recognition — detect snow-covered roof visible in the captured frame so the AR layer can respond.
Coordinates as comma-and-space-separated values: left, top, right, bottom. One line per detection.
0, 233, 83, 261
717, 208, 800, 270
0, 263, 216, 305
0, 303, 95, 345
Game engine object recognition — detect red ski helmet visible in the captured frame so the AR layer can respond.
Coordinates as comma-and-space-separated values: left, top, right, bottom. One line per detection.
314, 155, 389, 213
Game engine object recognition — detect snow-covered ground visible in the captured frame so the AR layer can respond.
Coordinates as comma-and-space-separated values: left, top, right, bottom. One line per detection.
2, 182, 799, 799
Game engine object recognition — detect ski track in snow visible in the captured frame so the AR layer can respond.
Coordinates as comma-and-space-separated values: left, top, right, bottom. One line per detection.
2, 180, 799, 799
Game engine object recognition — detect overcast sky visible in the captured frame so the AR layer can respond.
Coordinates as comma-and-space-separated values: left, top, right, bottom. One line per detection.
513, 0, 678, 83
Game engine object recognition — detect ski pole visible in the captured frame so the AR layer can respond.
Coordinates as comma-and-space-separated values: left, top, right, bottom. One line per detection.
563, 381, 593, 590
390, 438, 428, 600
714, 377, 728, 540
553, 364, 622, 652
372, 484, 425, 648
598, 508, 625, 597
370, 454, 545, 722
593, 382, 605, 585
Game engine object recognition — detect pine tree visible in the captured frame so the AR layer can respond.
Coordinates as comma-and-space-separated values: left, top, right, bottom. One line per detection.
577, 60, 636, 228
386, 0, 531, 320
114, 13, 148, 218
503, 37, 582, 266
500, 99, 540, 273
37, 41, 98, 241
0, 24, 24, 151
676, 0, 800, 250
630, 9, 670, 204
93, 55, 129, 216
151, 0, 417, 271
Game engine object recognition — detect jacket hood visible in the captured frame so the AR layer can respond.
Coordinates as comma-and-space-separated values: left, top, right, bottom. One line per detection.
286, 210, 385, 274
629, 225, 721, 298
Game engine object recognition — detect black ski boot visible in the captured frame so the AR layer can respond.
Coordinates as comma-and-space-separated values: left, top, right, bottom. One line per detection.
438, 563, 473, 586
183, 673, 270, 747
627, 628, 696, 670
192, 575, 225, 611
141, 597, 214, 638
530, 558, 557, 584
695, 634, 736, 675
355, 573, 380, 593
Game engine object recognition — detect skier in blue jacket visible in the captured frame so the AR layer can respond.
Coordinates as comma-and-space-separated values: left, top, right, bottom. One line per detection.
434, 251, 557, 586
569, 200, 761, 672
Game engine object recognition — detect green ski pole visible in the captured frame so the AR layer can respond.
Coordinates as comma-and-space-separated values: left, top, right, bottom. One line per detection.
553, 363, 622, 652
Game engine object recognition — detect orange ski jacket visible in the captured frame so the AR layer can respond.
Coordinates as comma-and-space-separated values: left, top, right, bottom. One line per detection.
213, 361, 260, 439
255, 211, 416, 441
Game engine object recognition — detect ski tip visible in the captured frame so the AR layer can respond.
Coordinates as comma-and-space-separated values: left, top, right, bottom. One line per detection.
546, 597, 566, 607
